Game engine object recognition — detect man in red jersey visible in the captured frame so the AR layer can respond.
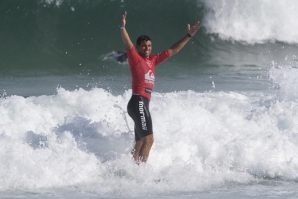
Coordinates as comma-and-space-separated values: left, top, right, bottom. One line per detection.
120, 11, 201, 163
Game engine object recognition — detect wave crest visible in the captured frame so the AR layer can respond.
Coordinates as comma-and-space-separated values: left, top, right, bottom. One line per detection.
202, 0, 298, 44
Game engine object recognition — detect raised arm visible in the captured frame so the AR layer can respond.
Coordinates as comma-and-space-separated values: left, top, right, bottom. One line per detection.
167, 21, 201, 57
120, 12, 133, 49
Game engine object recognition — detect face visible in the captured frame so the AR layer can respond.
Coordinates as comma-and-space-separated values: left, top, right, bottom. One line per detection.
136, 40, 152, 58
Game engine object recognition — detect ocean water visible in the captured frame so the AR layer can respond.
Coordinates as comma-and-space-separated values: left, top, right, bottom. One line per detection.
1, 0, 298, 198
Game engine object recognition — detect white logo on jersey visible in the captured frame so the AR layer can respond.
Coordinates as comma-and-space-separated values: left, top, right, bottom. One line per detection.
144, 70, 155, 84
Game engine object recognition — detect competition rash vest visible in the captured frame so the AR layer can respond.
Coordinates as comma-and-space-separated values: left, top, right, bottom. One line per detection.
126, 46, 170, 100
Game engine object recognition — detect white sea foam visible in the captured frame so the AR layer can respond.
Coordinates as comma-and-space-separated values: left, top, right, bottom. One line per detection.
42, 0, 64, 7
0, 69, 298, 196
269, 66, 298, 101
202, 0, 298, 44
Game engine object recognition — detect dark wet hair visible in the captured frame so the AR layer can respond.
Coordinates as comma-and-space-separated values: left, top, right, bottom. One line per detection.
136, 35, 151, 46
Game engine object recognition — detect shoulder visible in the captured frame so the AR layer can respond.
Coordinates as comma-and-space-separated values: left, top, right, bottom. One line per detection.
152, 50, 170, 60
152, 50, 170, 58
126, 45, 138, 57
126, 45, 135, 52
149, 50, 170, 65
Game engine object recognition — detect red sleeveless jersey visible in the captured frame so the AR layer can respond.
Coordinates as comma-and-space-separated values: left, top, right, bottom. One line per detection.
126, 46, 170, 100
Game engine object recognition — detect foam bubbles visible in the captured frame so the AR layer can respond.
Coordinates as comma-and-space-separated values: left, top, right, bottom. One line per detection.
269, 66, 298, 101
42, 0, 64, 7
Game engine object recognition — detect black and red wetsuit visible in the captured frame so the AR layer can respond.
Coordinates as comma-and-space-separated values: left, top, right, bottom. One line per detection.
126, 46, 169, 140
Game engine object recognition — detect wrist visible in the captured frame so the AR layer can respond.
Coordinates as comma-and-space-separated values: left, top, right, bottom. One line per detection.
187, 33, 192, 38
119, 25, 125, 29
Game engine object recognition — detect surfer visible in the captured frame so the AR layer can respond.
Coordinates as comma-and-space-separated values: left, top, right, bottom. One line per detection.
120, 11, 200, 163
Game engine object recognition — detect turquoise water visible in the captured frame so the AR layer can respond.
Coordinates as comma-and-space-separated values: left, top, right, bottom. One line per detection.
1, 0, 297, 96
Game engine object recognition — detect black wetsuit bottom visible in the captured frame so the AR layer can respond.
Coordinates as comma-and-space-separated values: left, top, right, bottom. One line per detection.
127, 95, 152, 141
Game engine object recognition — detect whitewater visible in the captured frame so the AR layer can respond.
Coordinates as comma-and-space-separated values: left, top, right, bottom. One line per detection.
1, 66, 298, 198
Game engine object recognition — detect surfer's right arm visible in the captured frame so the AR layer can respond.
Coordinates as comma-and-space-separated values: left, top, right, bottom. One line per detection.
120, 12, 133, 49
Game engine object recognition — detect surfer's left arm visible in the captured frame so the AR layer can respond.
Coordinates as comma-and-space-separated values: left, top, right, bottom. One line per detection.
167, 21, 201, 57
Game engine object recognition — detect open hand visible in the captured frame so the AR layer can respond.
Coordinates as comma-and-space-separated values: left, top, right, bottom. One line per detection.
187, 21, 201, 37
121, 11, 127, 27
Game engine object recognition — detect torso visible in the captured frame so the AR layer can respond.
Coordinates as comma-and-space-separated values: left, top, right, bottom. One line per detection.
126, 46, 169, 100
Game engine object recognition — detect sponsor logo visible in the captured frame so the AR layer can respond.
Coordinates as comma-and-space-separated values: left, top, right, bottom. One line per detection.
144, 70, 155, 84
139, 101, 147, 131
